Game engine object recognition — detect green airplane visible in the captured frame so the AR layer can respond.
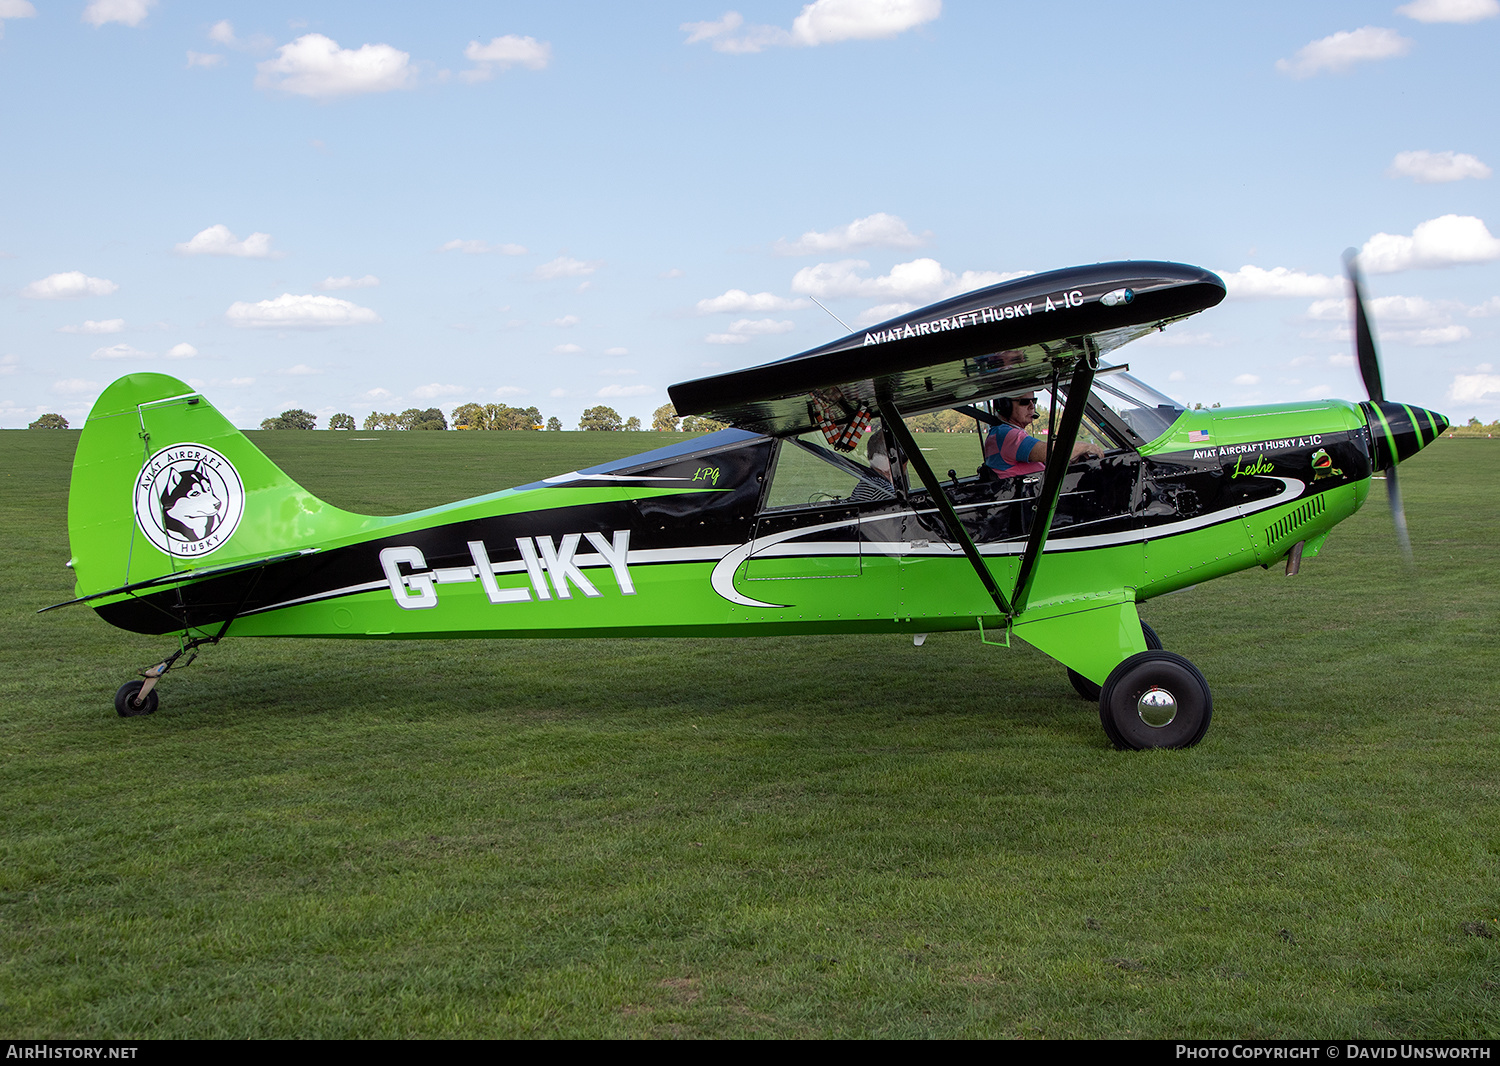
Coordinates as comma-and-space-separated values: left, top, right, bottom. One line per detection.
47, 258, 1445, 750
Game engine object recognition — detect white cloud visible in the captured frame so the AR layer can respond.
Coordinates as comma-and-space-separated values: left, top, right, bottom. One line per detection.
1388, 150, 1491, 183
413, 382, 463, 399
1449, 373, 1500, 405
462, 35, 551, 82
1468, 297, 1500, 317
791, 0, 941, 44
175, 224, 277, 258
316, 274, 379, 290
1359, 215, 1500, 272
553, 343, 584, 354
228, 376, 255, 387
186, 51, 223, 68
495, 385, 528, 397
552, 315, 581, 327
1306, 294, 1455, 324
695, 289, 807, 314
683, 11, 748, 45
856, 301, 917, 325
0, 354, 19, 375
1276, 26, 1412, 78
53, 378, 100, 395
256, 34, 415, 99
167, 343, 198, 358
82, 0, 154, 28
21, 271, 119, 299
226, 293, 381, 329
660, 268, 685, 279
278, 364, 320, 375
1330, 353, 1355, 367
1233, 374, 1261, 386
57, 318, 124, 334
1306, 295, 1474, 345
728, 317, 795, 335
533, 256, 601, 279
790, 257, 1025, 302
549, 387, 567, 398
604, 347, 629, 356
208, 20, 236, 45
0, 1, 37, 23
1219, 265, 1342, 298
1397, 0, 1498, 22
708, 317, 795, 342
598, 384, 653, 397
440, 239, 527, 255
1168, 370, 1187, 382
90, 343, 149, 360
1403, 325, 1472, 345
773, 212, 928, 255
683, 0, 941, 53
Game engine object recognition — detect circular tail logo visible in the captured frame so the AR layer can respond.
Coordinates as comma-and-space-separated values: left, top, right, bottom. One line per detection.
134, 444, 245, 557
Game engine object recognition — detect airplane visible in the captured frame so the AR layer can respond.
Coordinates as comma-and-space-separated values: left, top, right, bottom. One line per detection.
45, 257, 1447, 749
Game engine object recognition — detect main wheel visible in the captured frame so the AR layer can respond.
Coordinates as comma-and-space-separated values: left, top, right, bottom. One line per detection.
1097, 650, 1211, 750
115, 680, 158, 718
1067, 621, 1164, 700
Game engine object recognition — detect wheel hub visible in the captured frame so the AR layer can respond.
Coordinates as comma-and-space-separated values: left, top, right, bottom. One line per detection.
1137, 686, 1177, 728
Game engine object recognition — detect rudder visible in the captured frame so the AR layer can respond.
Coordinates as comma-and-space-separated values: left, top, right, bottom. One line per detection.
68, 373, 349, 605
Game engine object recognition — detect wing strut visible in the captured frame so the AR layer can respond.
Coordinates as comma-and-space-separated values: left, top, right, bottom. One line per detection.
877, 392, 1013, 619
1008, 342, 1099, 616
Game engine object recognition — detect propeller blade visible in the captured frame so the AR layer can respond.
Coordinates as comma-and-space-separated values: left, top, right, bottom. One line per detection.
1344, 248, 1384, 405
1386, 467, 1414, 568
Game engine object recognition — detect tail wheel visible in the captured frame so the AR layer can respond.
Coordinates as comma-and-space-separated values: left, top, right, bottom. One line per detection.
1067, 620, 1163, 701
114, 680, 159, 718
1098, 650, 1211, 750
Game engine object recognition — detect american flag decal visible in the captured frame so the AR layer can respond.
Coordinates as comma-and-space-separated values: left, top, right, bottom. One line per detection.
1189, 429, 1210, 443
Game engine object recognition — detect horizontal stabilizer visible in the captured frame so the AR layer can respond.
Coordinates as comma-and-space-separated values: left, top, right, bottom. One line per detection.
39, 548, 320, 613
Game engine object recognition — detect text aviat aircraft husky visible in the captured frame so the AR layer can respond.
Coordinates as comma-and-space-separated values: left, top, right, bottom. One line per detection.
52, 258, 1446, 749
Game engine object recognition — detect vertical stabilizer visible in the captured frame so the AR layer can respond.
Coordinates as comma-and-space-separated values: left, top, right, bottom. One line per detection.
68, 373, 347, 603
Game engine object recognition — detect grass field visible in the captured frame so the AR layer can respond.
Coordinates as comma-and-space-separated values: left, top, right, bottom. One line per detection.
2, 428, 1498, 1038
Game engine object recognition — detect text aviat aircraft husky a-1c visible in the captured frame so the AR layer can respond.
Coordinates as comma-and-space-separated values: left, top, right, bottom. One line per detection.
50, 257, 1446, 749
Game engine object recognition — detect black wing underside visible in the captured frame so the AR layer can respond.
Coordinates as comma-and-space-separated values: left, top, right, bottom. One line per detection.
668, 261, 1225, 438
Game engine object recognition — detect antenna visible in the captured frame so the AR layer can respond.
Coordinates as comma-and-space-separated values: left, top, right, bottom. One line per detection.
808, 295, 853, 334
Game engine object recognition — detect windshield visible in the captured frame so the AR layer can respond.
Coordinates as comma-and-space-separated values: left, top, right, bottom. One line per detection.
1088, 370, 1185, 444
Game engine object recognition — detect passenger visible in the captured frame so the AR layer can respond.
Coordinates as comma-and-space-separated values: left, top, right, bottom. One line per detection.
983, 395, 1103, 477
850, 426, 899, 501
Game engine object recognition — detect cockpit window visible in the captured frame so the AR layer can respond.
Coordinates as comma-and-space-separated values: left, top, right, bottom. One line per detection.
1087, 370, 1185, 444
763, 423, 899, 509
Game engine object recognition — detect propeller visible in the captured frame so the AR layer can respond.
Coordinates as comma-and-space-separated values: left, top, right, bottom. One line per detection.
1343, 249, 1413, 565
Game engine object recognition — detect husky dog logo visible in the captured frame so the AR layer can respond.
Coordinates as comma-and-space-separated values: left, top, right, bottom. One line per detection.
133, 444, 245, 557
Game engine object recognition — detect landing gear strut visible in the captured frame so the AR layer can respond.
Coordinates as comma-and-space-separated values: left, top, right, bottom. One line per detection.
113, 633, 220, 718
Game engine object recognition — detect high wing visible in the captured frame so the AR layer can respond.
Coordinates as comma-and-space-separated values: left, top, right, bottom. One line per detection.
668, 261, 1225, 436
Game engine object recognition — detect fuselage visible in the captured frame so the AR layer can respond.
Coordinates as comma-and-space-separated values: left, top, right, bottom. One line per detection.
92, 392, 1446, 649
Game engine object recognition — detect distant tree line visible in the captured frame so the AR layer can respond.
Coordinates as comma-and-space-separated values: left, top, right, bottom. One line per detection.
451, 403, 543, 431
362, 408, 448, 431
248, 401, 743, 433
261, 409, 318, 430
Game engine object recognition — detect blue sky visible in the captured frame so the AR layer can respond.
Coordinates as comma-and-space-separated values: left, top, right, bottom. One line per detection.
2, 0, 1497, 429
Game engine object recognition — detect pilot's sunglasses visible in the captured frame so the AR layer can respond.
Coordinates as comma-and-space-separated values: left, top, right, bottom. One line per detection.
1016, 398, 1038, 407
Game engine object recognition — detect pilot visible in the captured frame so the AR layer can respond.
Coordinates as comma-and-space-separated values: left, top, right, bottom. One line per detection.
983, 395, 1104, 477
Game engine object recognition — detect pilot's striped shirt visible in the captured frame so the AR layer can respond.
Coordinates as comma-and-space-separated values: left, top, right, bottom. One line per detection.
983, 423, 1046, 478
